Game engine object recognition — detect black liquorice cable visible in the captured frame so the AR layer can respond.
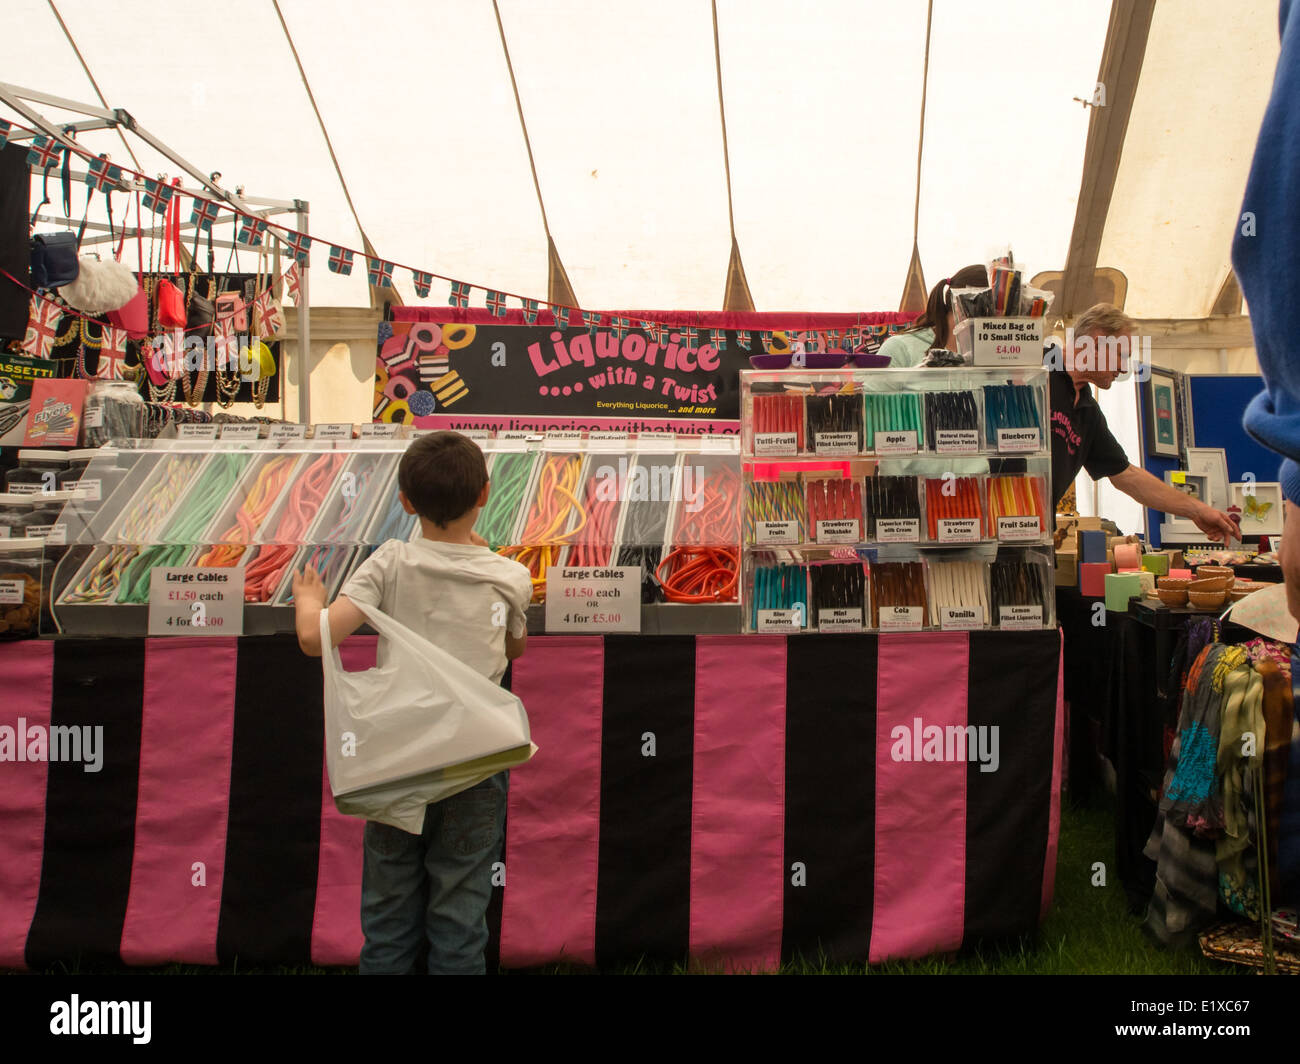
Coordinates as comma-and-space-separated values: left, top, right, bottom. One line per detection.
806, 393, 864, 452
989, 559, 1048, 624
924, 391, 980, 445
864, 475, 921, 539
614, 458, 677, 602
809, 562, 866, 628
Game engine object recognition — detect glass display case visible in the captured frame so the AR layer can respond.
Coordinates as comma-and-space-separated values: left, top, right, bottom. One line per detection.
739, 367, 1055, 633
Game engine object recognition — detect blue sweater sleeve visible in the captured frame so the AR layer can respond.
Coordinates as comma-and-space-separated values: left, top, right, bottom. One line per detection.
1235, 0, 1300, 505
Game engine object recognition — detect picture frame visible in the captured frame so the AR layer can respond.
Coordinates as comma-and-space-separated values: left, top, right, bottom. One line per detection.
1163, 470, 1209, 506
1144, 369, 1180, 459
1229, 481, 1284, 537
1185, 446, 1230, 511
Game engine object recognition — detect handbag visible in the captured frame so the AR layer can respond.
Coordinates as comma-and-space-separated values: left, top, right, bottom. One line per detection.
187, 281, 215, 336
107, 281, 149, 339
58, 256, 138, 315
319, 600, 536, 833
155, 278, 186, 328
30, 232, 80, 290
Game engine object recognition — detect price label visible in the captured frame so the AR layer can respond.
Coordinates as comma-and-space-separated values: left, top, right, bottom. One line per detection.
359, 423, 399, 438
456, 429, 493, 441
996, 428, 1041, 453
589, 431, 631, 442
999, 604, 1045, 630
818, 608, 863, 632
875, 518, 920, 543
815, 519, 860, 544
25, 523, 66, 545
544, 566, 640, 633
753, 432, 798, 456
6, 483, 43, 495
178, 423, 218, 440
499, 430, 536, 441
940, 606, 985, 631
268, 424, 308, 441
544, 430, 584, 442
937, 518, 980, 543
875, 430, 917, 456
147, 567, 245, 636
220, 423, 260, 440
814, 431, 859, 456
757, 608, 804, 632
699, 435, 739, 453
879, 605, 924, 631
314, 423, 353, 440
755, 520, 800, 545
996, 515, 1043, 542
0, 578, 23, 605
84, 405, 104, 428
935, 429, 980, 454
73, 478, 102, 502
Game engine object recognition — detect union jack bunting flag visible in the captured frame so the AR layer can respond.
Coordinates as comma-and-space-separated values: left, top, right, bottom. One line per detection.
0, 118, 11, 149
84, 154, 121, 193
582, 310, 601, 332
328, 246, 354, 275
485, 290, 507, 317
552, 306, 568, 329
412, 271, 433, 298
141, 177, 174, 215
733, 332, 751, 352
213, 322, 239, 370
710, 329, 727, 350
21, 295, 63, 358
282, 230, 312, 265
609, 317, 627, 341
366, 257, 393, 287
448, 281, 471, 308
523, 299, 540, 324
238, 215, 268, 247
679, 326, 698, 349
283, 262, 302, 307
26, 136, 60, 171
95, 327, 131, 381
189, 197, 221, 233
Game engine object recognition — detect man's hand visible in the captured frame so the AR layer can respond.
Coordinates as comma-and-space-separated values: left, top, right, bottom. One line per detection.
292, 565, 326, 608
1191, 504, 1241, 544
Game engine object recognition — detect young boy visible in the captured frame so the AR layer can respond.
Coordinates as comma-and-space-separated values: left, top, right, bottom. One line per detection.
293, 431, 533, 975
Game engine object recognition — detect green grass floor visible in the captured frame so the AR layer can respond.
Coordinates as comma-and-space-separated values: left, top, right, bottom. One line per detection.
23, 797, 1249, 975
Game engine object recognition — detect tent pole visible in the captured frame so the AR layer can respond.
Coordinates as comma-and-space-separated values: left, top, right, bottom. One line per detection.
296, 199, 312, 427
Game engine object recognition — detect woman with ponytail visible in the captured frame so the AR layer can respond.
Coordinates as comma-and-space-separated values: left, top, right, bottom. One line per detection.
880, 263, 988, 367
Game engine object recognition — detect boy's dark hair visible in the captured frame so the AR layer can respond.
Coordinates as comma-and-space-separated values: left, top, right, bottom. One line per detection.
397, 431, 488, 528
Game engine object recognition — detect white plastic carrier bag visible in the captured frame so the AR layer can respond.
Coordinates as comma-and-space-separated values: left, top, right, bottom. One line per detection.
319, 600, 536, 834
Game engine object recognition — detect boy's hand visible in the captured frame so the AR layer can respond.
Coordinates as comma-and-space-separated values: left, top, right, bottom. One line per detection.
470, 531, 489, 548
293, 565, 326, 607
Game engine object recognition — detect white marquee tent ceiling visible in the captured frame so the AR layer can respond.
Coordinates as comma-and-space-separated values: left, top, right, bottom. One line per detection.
0, 0, 1280, 317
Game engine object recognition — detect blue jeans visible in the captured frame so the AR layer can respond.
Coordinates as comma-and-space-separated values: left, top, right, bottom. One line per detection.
359, 771, 507, 975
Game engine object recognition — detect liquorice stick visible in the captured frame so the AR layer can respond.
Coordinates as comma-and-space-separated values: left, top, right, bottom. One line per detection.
990, 559, 1049, 622
808, 562, 866, 628
806, 476, 863, 541
746, 480, 807, 543
864, 475, 920, 539
924, 391, 980, 445
926, 560, 990, 626
869, 561, 926, 628
806, 393, 863, 452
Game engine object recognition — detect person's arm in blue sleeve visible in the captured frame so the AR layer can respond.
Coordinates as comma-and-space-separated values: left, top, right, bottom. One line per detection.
1234, 0, 1300, 620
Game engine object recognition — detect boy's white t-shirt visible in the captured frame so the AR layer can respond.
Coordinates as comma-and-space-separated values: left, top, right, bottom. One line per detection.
340, 538, 533, 684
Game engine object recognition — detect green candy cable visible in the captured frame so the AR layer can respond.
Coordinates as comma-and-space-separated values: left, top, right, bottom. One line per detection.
475, 452, 536, 546
116, 543, 193, 603
165, 453, 252, 544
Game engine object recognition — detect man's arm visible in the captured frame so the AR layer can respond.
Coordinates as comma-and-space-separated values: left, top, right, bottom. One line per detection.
1108, 464, 1239, 543
505, 631, 527, 660
293, 567, 367, 656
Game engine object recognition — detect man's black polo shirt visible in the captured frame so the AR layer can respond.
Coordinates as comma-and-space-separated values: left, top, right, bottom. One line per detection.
1049, 369, 1130, 508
